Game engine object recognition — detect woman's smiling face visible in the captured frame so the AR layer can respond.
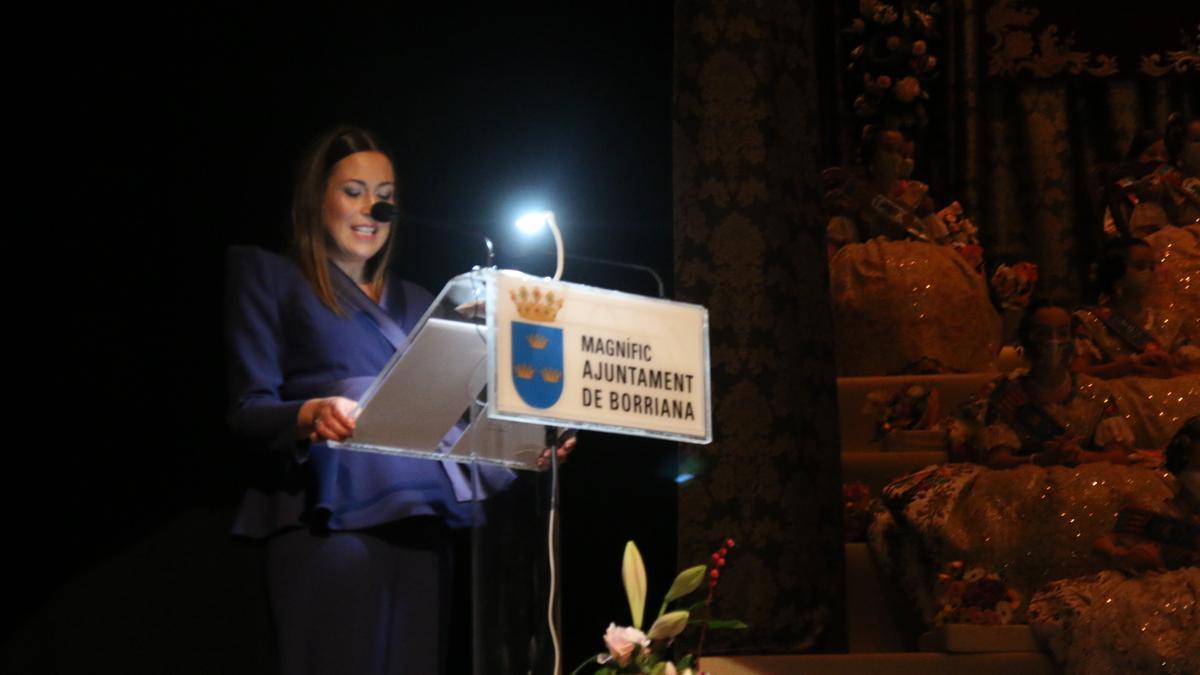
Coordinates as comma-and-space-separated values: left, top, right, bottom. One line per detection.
322, 150, 395, 279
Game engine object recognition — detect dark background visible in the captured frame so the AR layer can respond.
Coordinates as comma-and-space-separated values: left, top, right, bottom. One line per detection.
9, 3, 677, 672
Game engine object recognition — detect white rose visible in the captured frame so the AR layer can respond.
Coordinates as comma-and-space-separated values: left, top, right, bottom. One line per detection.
603, 623, 649, 667
665, 662, 678, 675
996, 601, 1014, 624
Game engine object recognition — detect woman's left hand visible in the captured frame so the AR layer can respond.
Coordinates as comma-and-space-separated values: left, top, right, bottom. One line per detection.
1134, 351, 1175, 378
537, 432, 578, 470
1042, 436, 1083, 466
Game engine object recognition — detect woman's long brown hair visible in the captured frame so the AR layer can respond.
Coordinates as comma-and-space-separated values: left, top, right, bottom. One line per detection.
290, 125, 397, 314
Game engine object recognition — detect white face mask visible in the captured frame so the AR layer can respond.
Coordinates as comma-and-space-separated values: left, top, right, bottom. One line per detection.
1031, 339, 1072, 369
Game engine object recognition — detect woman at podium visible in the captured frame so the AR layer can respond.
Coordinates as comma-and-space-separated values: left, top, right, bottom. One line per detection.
224, 126, 491, 674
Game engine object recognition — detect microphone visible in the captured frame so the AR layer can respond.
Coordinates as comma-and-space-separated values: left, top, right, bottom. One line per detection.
370, 201, 399, 223
372, 202, 495, 268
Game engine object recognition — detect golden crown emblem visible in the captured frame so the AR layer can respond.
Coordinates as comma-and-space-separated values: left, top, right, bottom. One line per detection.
526, 333, 549, 349
510, 286, 564, 323
539, 367, 562, 383
514, 364, 536, 379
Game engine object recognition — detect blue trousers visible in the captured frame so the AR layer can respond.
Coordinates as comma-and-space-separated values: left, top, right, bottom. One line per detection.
265, 518, 453, 675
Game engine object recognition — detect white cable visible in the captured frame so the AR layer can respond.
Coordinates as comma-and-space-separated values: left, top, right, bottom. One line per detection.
545, 212, 564, 282
547, 437, 562, 675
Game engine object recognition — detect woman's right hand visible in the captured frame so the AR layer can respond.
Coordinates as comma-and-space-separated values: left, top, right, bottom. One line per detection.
1119, 540, 1166, 572
1073, 353, 1138, 379
1041, 436, 1083, 466
298, 396, 358, 443
1109, 353, 1137, 374
1133, 350, 1175, 378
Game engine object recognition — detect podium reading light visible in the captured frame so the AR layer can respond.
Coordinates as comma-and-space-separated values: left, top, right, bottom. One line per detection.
515, 210, 564, 282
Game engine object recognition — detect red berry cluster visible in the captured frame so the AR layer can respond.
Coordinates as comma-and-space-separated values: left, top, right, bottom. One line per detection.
708, 538, 736, 588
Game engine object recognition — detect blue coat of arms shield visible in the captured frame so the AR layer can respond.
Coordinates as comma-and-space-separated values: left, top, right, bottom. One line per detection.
511, 321, 564, 408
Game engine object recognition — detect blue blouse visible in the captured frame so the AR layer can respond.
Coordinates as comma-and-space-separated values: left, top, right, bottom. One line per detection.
224, 246, 510, 537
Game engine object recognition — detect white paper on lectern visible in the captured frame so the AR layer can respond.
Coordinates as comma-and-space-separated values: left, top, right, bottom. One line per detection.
336, 318, 486, 456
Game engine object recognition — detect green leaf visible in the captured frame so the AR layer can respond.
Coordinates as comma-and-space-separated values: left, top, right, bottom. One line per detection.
622, 541, 647, 629
649, 663, 668, 675
647, 610, 691, 640
658, 565, 708, 617
688, 618, 748, 630
677, 654, 695, 669
663, 565, 707, 604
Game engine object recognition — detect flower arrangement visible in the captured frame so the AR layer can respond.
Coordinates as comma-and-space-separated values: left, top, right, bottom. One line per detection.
863, 382, 940, 440
989, 262, 1039, 311
932, 561, 1021, 626
845, 1, 941, 133
575, 539, 746, 675
933, 201, 984, 271
937, 201, 979, 246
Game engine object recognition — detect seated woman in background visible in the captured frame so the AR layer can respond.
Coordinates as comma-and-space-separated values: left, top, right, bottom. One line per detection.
823, 127, 1001, 376
824, 126, 947, 255
1160, 112, 1200, 226
945, 300, 1135, 469
1072, 237, 1200, 379
1094, 417, 1199, 572
1102, 129, 1170, 241
1027, 418, 1200, 675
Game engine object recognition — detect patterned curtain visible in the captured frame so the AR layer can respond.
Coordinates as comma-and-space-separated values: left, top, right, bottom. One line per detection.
822, 1, 1198, 298
673, 0, 846, 654
672, 0, 1195, 656
949, 0, 1199, 298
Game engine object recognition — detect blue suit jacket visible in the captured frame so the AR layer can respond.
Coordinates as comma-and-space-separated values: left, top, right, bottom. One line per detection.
225, 246, 507, 537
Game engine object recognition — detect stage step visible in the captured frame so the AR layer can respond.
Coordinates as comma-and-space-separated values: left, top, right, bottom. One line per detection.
842, 451, 945, 494
838, 373, 997, 453
844, 543, 906, 652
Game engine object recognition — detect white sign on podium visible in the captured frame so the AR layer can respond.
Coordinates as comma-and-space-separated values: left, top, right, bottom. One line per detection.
488, 270, 711, 444
332, 267, 711, 470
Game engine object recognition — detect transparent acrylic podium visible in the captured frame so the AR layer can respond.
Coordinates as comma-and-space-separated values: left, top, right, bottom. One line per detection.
330, 269, 551, 674
338, 267, 711, 464
335, 273, 542, 469
330, 267, 711, 674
